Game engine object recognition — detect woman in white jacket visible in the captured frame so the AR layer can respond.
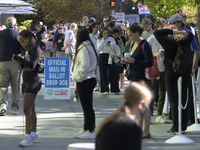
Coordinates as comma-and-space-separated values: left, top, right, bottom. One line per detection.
72, 26, 98, 139
97, 27, 121, 95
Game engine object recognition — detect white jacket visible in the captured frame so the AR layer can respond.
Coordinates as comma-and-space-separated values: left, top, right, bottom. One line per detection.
72, 40, 97, 83
97, 37, 121, 64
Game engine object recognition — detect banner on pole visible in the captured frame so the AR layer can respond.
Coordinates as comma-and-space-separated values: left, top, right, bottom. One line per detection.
44, 57, 70, 100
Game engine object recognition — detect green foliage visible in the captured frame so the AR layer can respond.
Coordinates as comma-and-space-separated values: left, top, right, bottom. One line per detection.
18, 20, 33, 31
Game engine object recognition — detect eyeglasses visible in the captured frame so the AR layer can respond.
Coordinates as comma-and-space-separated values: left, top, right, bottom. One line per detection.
103, 20, 108, 22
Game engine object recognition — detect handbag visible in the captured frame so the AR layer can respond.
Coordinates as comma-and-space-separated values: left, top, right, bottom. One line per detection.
145, 56, 160, 79
125, 64, 131, 80
142, 43, 160, 80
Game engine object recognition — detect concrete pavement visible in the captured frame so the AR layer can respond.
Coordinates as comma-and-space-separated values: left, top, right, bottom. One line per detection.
1, 81, 200, 150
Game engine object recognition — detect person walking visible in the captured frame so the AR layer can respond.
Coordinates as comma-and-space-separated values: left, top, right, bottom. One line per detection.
0, 17, 22, 116
13, 30, 42, 146
96, 82, 153, 150
72, 26, 98, 139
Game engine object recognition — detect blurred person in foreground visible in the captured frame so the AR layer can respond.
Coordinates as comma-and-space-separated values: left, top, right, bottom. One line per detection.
96, 82, 153, 150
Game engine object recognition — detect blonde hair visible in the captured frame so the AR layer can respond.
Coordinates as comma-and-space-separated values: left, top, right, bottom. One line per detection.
96, 82, 153, 134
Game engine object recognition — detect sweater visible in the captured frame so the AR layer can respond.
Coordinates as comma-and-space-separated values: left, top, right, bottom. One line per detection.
72, 40, 97, 83
154, 29, 194, 68
130, 39, 153, 81
0, 28, 21, 61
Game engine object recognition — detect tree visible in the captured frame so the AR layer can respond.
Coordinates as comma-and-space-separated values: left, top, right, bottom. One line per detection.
23, 0, 115, 25
145, 0, 200, 43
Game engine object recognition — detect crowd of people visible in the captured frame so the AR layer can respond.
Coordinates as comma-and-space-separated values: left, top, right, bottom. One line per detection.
0, 8, 200, 149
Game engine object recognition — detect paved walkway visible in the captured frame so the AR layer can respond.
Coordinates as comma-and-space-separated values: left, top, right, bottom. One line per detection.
1, 81, 200, 150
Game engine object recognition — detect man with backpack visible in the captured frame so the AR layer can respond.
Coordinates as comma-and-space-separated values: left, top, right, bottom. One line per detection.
154, 14, 200, 134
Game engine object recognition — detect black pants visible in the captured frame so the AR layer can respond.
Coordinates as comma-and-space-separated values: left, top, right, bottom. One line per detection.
77, 78, 96, 132
99, 53, 120, 93
165, 64, 191, 131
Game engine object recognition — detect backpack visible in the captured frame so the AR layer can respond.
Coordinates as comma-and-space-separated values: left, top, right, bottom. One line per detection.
171, 43, 193, 76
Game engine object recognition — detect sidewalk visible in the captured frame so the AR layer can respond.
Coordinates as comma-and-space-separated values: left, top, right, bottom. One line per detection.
1, 81, 200, 150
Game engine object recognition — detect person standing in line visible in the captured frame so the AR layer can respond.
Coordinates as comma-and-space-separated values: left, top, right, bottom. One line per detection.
62, 23, 77, 62
72, 26, 98, 139
141, 18, 154, 40
121, 24, 153, 138
147, 20, 167, 123
97, 27, 122, 95
36, 24, 47, 50
0, 17, 22, 116
89, 22, 100, 91
13, 30, 42, 147
81, 16, 89, 27
102, 16, 109, 28
54, 27, 65, 57
154, 19, 196, 134
96, 82, 153, 150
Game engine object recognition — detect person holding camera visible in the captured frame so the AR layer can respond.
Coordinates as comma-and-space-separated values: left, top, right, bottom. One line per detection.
97, 27, 121, 95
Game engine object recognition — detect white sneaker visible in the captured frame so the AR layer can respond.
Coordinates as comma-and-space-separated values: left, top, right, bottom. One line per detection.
31, 135, 39, 143
103, 92, 109, 95
19, 136, 33, 147
73, 130, 86, 138
0, 103, 7, 116
77, 131, 96, 139
12, 107, 20, 115
155, 115, 167, 123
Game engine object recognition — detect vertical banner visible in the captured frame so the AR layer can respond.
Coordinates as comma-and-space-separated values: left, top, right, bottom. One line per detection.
44, 57, 70, 100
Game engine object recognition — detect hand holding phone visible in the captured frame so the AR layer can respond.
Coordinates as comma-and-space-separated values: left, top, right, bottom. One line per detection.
106, 41, 111, 46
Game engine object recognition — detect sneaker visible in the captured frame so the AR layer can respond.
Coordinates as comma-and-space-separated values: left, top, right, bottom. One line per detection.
166, 129, 177, 135
31, 135, 39, 143
0, 104, 7, 116
73, 130, 86, 138
19, 136, 33, 147
166, 129, 184, 135
73, 97, 79, 103
103, 92, 109, 95
12, 107, 20, 115
94, 86, 100, 91
155, 115, 167, 123
114, 91, 123, 95
77, 131, 96, 139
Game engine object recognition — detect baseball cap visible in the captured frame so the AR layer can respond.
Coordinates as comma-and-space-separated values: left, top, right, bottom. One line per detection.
168, 14, 184, 24
82, 16, 89, 22
88, 17, 96, 23
141, 18, 152, 27
64, 20, 71, 23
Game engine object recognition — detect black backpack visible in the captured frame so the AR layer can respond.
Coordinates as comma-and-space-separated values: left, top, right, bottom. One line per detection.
171, 43, 193, 76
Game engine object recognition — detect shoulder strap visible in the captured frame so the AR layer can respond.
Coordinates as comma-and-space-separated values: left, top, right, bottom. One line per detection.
141, 42, 145, 54
85, 44, 98, 61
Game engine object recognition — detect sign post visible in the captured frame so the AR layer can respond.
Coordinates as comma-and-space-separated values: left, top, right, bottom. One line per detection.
44, 57, 70, 100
